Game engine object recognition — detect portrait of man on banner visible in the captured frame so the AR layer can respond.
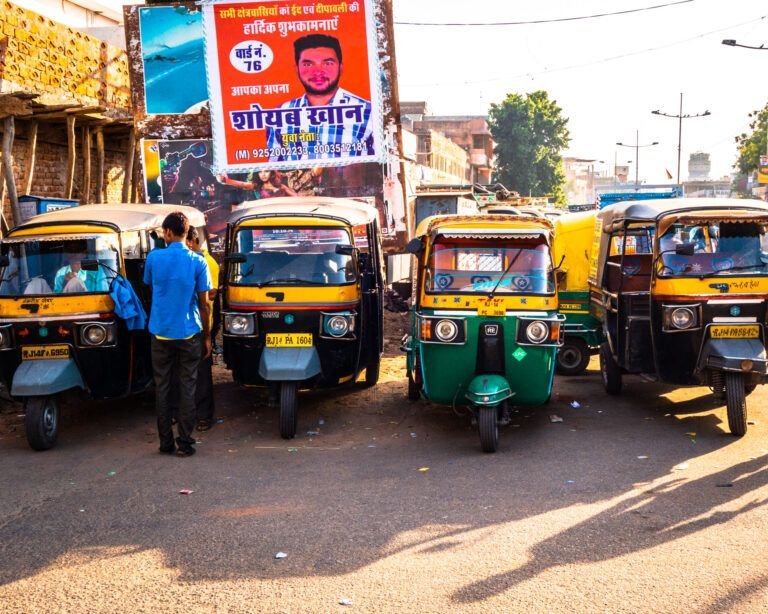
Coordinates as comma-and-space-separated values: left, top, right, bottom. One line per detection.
204, 0, 384, 173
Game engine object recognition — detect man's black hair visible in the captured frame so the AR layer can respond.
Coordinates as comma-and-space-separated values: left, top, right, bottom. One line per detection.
162, 211, 189, 238
293, 34, 342, 64
187, 226, 200, 243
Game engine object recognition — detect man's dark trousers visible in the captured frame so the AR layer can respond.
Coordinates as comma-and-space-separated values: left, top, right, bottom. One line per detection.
152, 334, 201, 449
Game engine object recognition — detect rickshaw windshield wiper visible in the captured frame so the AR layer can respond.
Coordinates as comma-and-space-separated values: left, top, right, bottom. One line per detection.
257, 277, 326, 286
488, 249, 522, 299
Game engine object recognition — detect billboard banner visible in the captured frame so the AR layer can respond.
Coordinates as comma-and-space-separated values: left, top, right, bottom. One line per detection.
759, 155, 768, 185
203, 0, 384, 173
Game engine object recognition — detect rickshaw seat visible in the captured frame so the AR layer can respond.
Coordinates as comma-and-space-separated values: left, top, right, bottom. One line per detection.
605, 255, 652, 292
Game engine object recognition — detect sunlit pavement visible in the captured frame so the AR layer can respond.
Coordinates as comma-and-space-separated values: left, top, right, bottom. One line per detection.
2, 353, 767, 613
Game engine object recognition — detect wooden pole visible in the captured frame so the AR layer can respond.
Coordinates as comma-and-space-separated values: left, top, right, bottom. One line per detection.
95, 127, 105, 204
65, 115, 76, 199
22, 120, 38, 196
81, 125, 91, 204
2, 116, 21, 227
122, 128, 135, 203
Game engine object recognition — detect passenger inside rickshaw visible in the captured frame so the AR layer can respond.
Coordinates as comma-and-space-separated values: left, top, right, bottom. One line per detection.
0, 237, 117, 296
427, 238, 554, 294
231, 227, 355, 285
658, 221, 768, 276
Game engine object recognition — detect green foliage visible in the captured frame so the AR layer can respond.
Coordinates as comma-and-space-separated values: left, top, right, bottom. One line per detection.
488, 91, 570, 205
735, 103, 768, 174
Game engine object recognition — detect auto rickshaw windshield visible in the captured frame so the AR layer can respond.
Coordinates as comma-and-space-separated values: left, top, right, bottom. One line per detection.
0, 235, 119, 296
426, 238, 554, 294
229, 226, 356, 286
657, 220, 768, 277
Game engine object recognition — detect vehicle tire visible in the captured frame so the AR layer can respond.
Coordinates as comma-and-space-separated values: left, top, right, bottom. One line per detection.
725, 372, 747, 437
478, 406, 499, 453
599, 342, 622, 395
556, 337, 590, 375
364, 352, 381, 387
279, 382, 298, 440
407, 370, 420, 401
24, 395, 59, 451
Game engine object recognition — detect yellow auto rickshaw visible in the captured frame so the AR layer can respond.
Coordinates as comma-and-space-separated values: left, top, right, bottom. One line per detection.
0, 203, 208, 450
221, 197, 384, 438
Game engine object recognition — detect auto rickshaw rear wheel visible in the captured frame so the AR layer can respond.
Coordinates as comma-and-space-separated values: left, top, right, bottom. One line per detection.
725, 373, 747, 437
478, 406, 499, 453
279, 382, 298, 439
24, 395, 59, 451
556, 337, 590, 376
599, 342, 622, 395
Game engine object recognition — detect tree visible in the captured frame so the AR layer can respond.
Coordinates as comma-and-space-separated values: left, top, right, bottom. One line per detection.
734, 102, 768, 175
488, 91, 570, 205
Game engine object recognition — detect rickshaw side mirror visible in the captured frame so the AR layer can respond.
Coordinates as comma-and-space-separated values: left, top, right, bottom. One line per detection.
335, 244, 356, 256
406, 238, 423, 255
675, 243, 695, 256
81, 259, 99, 271
224, 252, 246, 263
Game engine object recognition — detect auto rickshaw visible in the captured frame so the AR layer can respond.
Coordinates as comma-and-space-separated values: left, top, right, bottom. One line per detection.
403, 214, 563, 453
552, 210, 604, 374
221, 196, 384, 439
0, 203, 208, 450
590, 198, 768, 435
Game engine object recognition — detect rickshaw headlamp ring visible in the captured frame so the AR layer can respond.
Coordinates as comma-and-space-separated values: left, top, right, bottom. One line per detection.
671, 307, 695, 330
325, 315, 350, 337
434, 319, 459, 342
525, 321, 550, 344
225, 314, 254, 336
80, 323, 115, 346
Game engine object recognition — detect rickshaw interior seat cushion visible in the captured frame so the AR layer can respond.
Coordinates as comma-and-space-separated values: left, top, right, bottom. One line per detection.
605, 255, 652, 292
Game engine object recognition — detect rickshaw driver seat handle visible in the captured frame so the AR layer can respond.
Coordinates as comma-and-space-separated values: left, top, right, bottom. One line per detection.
11, 358, 85, 396
258, 347, 322, 381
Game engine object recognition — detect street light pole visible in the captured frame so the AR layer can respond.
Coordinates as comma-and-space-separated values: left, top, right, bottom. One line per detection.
651, 93, 710, 184
616, 131, 658, 187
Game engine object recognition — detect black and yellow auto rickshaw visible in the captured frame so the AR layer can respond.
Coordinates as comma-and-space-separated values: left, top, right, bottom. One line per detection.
590, 198, 768, 435
0, 204, 208, 450
221, 197, 384, 439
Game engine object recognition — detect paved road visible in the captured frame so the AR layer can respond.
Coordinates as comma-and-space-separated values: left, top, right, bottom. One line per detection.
2, 342, 768, 612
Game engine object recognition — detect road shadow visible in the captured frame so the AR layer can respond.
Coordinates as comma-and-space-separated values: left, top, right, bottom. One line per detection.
451, 455, 768, 605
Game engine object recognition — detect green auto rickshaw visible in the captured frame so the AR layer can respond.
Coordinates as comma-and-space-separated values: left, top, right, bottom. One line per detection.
403, 214, 563, 452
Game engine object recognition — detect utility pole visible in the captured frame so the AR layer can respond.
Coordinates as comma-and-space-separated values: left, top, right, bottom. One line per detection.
616, 131, 658, 187
651, 93, 710, 184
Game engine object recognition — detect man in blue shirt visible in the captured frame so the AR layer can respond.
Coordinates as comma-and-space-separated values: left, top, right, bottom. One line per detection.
144, 212, 212, 456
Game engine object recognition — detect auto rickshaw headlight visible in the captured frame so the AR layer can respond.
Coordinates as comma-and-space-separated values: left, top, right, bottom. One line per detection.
225, 314, 254, 335
671, 307, 696, 330
325, 315, 351, 337
79, 322, 116, 347
525, 321, 550, 344
434, 319, 459, 342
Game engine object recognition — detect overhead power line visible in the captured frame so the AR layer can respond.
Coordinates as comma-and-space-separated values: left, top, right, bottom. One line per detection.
395, 0, 694, 27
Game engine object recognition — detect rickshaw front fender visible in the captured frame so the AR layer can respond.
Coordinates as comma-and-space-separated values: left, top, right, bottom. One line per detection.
11, 358, 85, 397
258, 347, 322, 382
699, 338, 768, 375
465, 374, 513, 406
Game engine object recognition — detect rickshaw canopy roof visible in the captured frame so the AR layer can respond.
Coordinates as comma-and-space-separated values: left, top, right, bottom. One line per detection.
6, 203, 207, 236
597, 197, 768, 232
229, 196, 378, 227
415, 214, 554, 241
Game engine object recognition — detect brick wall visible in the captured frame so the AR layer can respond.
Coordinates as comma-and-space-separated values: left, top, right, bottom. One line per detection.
0, 1, 134, 222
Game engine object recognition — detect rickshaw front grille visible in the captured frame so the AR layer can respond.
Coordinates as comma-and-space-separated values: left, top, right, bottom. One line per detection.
476, 323, 505, 375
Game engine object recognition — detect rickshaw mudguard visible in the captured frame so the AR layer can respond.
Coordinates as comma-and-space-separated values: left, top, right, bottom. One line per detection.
699, 338, 768, 374
11, 358, 85, 396
465, 374, 513, 406
258, 347, 322, 381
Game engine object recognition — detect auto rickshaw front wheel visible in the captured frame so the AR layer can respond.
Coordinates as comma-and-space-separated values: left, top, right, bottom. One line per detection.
478, 406, 499, 453
599, 343, 622, 395
363, 352, 381, 387
556, 337, 590, 376
725, 373, 747, 437
24, 395, 59, 451
279, 382, 298, 439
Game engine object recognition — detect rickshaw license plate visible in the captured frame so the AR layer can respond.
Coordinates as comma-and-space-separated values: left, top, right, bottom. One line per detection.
265, 333, 313, 347
710, 325, 760, 339
477, 299, 505, 317
21, 345, 71, 360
